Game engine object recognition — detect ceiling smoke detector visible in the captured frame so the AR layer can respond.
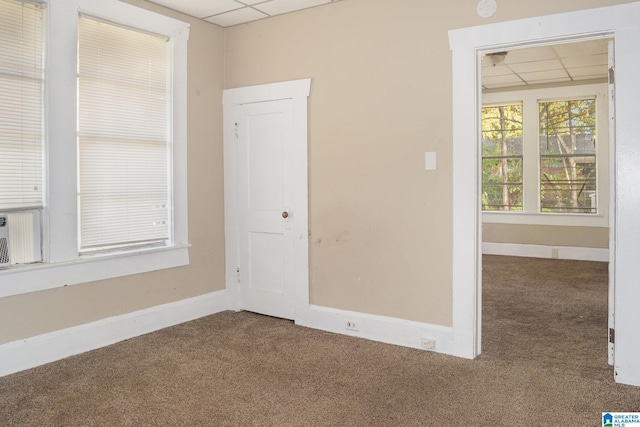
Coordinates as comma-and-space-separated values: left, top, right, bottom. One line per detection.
477, 0, 497, 18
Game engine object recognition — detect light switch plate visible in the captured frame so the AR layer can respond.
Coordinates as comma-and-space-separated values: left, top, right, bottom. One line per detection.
425, 152, 437, 170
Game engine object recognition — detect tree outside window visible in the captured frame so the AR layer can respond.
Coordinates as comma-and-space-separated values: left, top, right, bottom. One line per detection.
481, 104, 523, 211
539, 99, 597, 213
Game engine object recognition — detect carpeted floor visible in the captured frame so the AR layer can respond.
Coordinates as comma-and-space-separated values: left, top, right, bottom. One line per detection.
1, 256, 639, 426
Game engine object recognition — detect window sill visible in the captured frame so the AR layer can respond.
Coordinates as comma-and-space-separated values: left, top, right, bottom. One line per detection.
0, 244, 190, 298
482, 211, 608, 227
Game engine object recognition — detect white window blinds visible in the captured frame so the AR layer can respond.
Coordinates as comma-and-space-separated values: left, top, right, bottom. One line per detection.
78, 16, 171, 252
0, 0, 43, 211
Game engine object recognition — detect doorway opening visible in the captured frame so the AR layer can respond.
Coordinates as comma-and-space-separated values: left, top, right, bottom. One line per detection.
449, 1, 640, 386
478, 39, 614, 368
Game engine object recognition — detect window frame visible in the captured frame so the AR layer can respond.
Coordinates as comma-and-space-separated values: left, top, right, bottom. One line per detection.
482, 83, 609, 228
0, 0, 190, 298
538, 97, 598, 214
77, 14, 173, 253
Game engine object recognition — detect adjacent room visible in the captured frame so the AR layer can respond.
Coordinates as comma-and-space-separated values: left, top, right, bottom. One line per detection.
479, 38, 615, 364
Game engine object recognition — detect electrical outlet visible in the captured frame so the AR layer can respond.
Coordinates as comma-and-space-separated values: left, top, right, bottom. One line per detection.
421, 338, 436, 350
345, 320, 358, 331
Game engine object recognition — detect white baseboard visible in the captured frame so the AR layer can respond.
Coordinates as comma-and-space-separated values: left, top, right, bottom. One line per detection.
1, 292, 457, 377
0, 290, 228, 378
482, 242, 609, 262
298, 305, 454, 355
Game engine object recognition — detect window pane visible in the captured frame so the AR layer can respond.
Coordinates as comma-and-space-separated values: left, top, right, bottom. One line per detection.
482, 104, 523, 211
78, 16, 170, 251
482, 158, 523, 210
0, 0, 43, 210
539, 99, 597, 213
540, 156, 596, 213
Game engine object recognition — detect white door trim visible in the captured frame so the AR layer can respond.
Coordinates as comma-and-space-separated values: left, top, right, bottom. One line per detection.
223, 79, 311, 323
449, 3, 640, 386
607, 39, 616, 367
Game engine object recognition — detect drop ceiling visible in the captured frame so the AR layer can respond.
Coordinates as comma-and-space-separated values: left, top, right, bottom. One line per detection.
148, 0, 339, 27
482, 39, 610, 90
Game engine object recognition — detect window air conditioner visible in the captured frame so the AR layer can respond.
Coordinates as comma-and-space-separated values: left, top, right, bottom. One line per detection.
0, 214, 9, 267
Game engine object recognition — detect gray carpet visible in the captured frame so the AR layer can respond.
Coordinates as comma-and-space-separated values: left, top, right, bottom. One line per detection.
1, 256, 639, 426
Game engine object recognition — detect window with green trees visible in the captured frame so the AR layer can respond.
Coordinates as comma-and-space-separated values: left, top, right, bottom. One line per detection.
481, 104, 523, 211
539, 99, 596, 213
481, 94, 600, 216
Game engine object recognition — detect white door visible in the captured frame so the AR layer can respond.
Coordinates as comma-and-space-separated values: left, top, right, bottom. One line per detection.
236, 99, 295, 319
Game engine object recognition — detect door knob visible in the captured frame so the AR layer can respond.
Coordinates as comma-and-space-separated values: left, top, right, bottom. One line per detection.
282, 211, 289, 219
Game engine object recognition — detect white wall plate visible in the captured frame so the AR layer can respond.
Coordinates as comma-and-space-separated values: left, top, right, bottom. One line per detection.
477, 0, 497, 18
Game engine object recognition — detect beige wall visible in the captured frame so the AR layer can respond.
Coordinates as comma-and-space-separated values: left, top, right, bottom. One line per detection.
483, 224, 609, 248
0, 1, 226, 344
225, 0, 633, 327
227, 0, 456, 325
1, 0, 635, 344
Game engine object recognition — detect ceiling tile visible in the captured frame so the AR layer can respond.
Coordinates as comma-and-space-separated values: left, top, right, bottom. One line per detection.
481, 64, 514, 77
205, 7, 268, 27
149, 0, 243, 19
567, 65, 609, 78
483, 81, 527, 89
553, 39, 609, 57
509, 59, 563, 74
561, 54, 608, 69
482, 74, 524, 86
253, 0, 332, 16
527, 78, 571, 85
518, 69, 569, 83
482, 39, 609, 90
237, 0, 268, 4
504, 46, 556, 64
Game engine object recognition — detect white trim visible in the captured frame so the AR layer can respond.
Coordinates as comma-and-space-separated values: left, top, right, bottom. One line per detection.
450, 43, 482, 360
0, 245, 189, 298
607, 38, 616, 366
449, 2, 640, 386
483, 212, 607, 227
0, 290, 228, 377
76, 0, 189, 37
223, 102, 240, 312
223, 79, 311, 105
223, 79, 311, 323
291, 93, 311, 325
0, 296, 455, 378
482, 242, 609, 262
300, 305, 454, 355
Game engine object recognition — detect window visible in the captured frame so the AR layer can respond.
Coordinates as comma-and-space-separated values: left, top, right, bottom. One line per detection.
0, 0, 44, 264
78, 16, 171, 252
481, 104, 523, 211
481, 84, 607, 225
0, 0, 189, 298
539, 99, 597, 213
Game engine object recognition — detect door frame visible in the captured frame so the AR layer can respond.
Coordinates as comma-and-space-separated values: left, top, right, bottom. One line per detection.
222, 79, 311, 323
448, 3, 640, 386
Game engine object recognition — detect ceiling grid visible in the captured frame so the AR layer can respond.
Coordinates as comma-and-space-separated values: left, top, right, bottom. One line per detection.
149, 0, 338, 27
